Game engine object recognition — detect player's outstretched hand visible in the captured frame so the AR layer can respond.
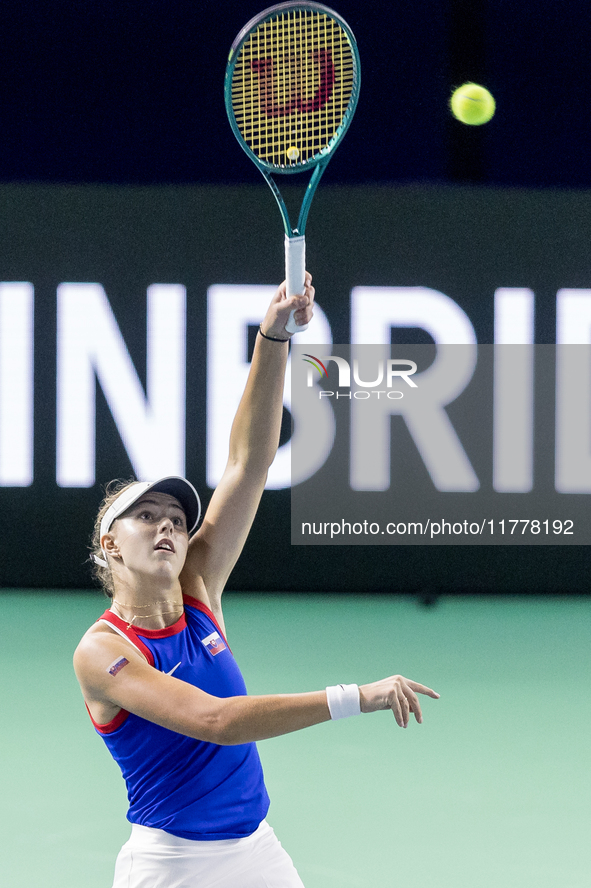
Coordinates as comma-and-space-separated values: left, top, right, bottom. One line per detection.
261, 272, 315, 339
359, 675, 440, 728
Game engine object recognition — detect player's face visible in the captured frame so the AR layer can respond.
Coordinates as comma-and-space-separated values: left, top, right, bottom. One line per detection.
105, 492, 190, 582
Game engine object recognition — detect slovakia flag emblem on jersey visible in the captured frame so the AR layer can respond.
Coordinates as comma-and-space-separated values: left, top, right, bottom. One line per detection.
201, 631, 227, 656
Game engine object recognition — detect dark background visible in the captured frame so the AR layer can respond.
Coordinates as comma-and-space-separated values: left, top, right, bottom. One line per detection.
1, 0, 591, 597
2, 0, 590, 190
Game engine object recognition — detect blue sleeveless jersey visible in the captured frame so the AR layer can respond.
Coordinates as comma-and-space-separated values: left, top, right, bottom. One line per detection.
87, 595, 270, 840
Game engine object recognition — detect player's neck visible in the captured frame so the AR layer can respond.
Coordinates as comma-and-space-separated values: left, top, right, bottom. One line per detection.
110, 577, 184, 631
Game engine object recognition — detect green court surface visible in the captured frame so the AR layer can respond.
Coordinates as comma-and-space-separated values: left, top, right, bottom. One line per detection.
1, 591, 590, 888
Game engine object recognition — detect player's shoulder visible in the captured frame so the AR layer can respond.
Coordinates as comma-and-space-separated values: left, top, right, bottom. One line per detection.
73, 619, 143, 685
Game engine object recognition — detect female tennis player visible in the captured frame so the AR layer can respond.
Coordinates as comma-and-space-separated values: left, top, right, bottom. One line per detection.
73, 276, 440, 888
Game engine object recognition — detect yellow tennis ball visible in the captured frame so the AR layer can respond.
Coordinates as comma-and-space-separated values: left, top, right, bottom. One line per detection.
450, 82, 495, 126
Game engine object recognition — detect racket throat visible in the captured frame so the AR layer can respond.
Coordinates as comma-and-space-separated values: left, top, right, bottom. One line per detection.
262, 161, 328, 238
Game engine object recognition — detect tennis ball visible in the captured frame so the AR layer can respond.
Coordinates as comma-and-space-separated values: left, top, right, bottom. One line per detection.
450, 83, 495, 126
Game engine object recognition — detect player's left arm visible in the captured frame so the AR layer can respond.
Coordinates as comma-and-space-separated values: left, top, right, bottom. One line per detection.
180, 275, 314, 616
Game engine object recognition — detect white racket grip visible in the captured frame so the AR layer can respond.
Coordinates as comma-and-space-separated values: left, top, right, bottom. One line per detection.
284, 234, 308, 334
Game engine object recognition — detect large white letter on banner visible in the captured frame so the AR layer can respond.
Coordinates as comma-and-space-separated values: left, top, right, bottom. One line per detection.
57, 283, 186, 486
0, 283, 34, 486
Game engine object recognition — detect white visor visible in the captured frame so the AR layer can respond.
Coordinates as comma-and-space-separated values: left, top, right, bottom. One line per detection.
93, 476, 201, 568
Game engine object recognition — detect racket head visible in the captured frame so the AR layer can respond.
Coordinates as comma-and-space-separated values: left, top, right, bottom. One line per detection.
225, 2, 360, 176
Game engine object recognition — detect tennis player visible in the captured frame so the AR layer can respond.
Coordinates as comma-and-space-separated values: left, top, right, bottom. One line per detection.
74, 276, 439, 888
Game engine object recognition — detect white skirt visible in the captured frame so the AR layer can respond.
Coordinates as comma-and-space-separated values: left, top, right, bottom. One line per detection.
111, 819, 305, 888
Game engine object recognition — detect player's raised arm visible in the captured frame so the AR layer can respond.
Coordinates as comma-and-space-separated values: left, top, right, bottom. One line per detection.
180, 277, 315, 610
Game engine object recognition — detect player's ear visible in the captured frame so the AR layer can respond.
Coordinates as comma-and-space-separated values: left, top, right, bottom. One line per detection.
101, 534, 121, 560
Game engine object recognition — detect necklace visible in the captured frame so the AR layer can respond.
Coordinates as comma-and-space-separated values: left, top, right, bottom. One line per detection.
112, 598, 184, 630
112, 598, 182, 609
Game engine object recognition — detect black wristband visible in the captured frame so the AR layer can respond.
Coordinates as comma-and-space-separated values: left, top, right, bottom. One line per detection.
258, 324, 289, 343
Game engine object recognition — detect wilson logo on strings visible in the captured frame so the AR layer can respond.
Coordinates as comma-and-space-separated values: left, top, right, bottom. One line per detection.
251, 51, 335, 118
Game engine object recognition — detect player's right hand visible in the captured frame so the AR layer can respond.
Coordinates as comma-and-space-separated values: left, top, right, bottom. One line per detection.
359, 675, 440, 728
260, 272, 315, 339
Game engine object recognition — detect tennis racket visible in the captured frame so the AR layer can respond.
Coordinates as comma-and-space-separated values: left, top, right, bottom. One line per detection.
225, 2, 360, 333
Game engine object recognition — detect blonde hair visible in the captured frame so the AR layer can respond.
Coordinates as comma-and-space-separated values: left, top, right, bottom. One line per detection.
90, 478, 137, 598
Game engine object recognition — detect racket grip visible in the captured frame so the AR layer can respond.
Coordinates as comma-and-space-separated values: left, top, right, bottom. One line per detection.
284, 234, 308, 334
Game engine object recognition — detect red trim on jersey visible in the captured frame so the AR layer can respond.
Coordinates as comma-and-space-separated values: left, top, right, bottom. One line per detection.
86, 701, 129, 734
97, 610, 156, 665
134, 614, 187, 639
183, 594, 231, 650
98, 607, 186, 640
108, 611, 187, 638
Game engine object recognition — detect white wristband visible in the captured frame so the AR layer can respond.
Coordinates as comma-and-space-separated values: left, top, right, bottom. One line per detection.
326, 684, 361, 720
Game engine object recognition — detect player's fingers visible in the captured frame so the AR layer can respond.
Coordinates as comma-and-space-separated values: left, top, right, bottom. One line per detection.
268, 275, 313, 331
292, 285, 314, 308
294, 294, 314, 322
404, 687, 423, 724
398, 692, 410, 728
389, 692, 405, 728
295, 309, 314, 327
406, 681, 440, 699
288, 276, 314, 304
285, 292, 311, 317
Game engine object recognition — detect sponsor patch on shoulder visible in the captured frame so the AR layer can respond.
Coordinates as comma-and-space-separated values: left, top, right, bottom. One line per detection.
201, 631, 227, 656
107, 656, 129, 676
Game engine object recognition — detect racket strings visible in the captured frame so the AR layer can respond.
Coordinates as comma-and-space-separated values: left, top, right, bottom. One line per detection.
231, 9, 356, 168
